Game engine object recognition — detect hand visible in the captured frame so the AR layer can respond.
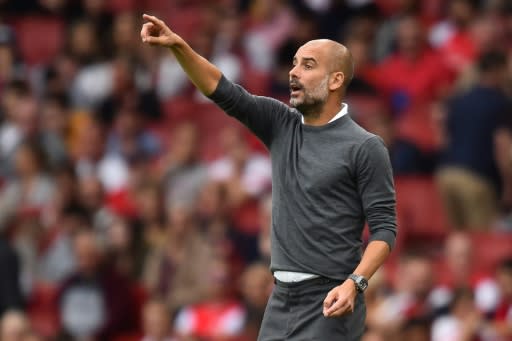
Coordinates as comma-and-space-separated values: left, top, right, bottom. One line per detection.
140, 14, 181, 48
323, 280, 357, 317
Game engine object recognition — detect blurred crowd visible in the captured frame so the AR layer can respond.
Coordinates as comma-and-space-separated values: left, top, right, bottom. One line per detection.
0, 0, 512, 340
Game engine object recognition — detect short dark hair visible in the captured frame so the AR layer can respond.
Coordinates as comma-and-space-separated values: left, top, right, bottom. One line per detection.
498, 257, 512, 273
43, 92, 70, 110
477, 50, 507, 73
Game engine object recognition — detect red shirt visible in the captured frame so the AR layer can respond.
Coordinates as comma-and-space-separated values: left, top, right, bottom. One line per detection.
375, 49, 454, 115
440, 30, 478, 74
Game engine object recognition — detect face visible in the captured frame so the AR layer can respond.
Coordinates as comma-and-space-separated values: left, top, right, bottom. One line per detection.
142, 302, 169, 339
0, 313, 28, 341
497, 267, 512, 298
289, 43, 331, 114
399, 257, 433, 298
14, 145, 40, 177
445, 233, 472, 278
397, 17, 423, 55
73, 232, 100, 275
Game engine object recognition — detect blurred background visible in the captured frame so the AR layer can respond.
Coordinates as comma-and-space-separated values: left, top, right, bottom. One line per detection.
0, 0, 511, 340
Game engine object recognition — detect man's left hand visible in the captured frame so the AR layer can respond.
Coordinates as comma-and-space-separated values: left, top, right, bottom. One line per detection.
323, 279, 357, 317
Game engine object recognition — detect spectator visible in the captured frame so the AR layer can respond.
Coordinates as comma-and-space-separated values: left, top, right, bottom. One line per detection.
436, 50, 512, 229
374, 15, 453, 117
364, 110, 438, 175
238, 262, 273, 339
489, 258, 512, 340
142, 299, 178, 341
68, 18, 111, 109
431, 287, 484, 341
208, 127, 271, 234
134, 181, 166, 251
0, 236, 24, 315
0, 83, 38, 178
0, 142, 55, 229
244, 0, 296, 72
36, 204, 87, 284
58, 228, 137, 340
367, 253, 435, 339
98, 56, 161, 125
143, 204, 217, 313
429, 0, 475, 48
39, 93, 70, 169
374, 0, 420, 62
257, 194, 271, 262
73, 117, 130, 194
402, 318, 431, 341
105, 103, 161, 162
111, 11, 141, 59
77, 175, 116, 242
0, 25, 24, 87
0, 310, 30, 341
361, 329, 386, 341
104, 217, 146, 279
430, 232, 501, 316
174, 255, 246, 340
159, 122, 207, 209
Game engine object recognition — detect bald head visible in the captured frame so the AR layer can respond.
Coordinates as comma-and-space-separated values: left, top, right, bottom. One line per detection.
289, 39, 354, 118
301, 39, 354, 89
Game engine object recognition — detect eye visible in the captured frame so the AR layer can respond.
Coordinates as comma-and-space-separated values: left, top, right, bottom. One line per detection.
305, 64, 313, 70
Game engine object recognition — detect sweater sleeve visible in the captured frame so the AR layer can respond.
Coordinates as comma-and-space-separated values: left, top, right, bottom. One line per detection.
208, 75, 290, 147
355, 136, 397, 250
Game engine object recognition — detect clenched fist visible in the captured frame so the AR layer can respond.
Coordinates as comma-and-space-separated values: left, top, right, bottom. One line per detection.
140, 14, 182, 48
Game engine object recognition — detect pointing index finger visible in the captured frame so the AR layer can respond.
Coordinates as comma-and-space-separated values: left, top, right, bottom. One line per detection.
143, 14, 163, 27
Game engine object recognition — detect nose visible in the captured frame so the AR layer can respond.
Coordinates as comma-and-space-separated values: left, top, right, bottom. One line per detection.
289, 65, 300, 79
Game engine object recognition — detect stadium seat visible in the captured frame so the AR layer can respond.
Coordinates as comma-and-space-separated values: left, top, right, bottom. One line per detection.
12, 16, 64, 66
396, 108, 439, 152
108, 0, 137, 13
394, 176, 449, 243
241, 68, 270, 96
470, 232, 512, 273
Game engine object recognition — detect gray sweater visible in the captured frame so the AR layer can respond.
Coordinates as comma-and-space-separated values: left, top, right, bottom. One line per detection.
209, 76, 397, 280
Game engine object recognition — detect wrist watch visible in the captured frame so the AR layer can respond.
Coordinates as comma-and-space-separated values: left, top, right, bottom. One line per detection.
348, 274, 368, 293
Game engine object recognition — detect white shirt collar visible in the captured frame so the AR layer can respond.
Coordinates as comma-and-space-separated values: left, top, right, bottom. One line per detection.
301, 103, 348, 124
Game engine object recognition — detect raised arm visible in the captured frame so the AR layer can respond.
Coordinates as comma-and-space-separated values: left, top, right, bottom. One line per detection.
140, 14, 221, 96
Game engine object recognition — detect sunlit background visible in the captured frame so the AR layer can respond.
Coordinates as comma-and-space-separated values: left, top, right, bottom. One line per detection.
0, 0, 511, 340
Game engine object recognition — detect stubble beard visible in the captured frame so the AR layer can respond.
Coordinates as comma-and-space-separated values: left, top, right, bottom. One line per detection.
290, 75, 330, 118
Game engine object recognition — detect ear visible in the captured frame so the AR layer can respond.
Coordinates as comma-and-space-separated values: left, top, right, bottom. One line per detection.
329, 72, 344, 91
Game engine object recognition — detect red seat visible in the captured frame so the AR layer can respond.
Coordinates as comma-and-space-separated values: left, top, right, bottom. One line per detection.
394, 176, 449, 243
470, 232, 512, 273
27, 282, 60, 338
164, 7, 205, 41
13, 16, 64, 66
396, 108, 439, 152
241, 68, 270, 96
108, 0, 137, 12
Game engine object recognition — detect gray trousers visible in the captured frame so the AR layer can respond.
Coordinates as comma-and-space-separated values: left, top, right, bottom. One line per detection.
257, 277, 366, 341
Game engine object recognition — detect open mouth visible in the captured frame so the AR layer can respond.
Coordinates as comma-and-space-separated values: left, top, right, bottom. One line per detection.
290, 83, 303, 96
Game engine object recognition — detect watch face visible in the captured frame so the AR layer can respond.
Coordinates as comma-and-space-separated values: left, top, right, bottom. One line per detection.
359, 278, 368, 290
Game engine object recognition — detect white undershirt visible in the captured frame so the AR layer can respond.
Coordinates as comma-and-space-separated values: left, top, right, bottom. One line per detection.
275, 103, 349, 283
300, 103, 348, 124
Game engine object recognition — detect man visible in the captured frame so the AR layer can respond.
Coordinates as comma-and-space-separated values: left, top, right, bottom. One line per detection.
141, 13, 397, 341
437, 50, 512, 229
